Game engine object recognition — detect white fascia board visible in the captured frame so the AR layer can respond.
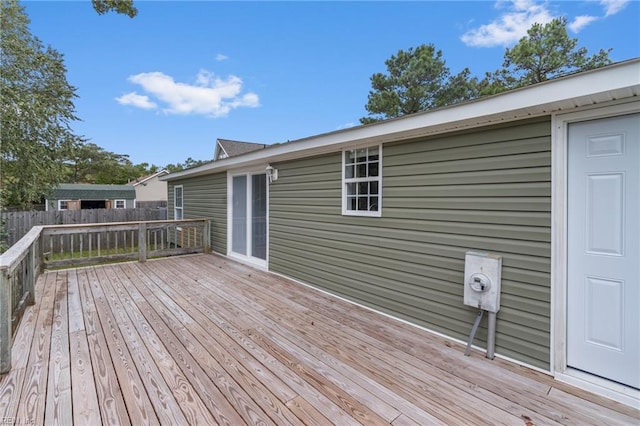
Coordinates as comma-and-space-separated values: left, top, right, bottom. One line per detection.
163, 59, 640, 182
134, 169, 169, 186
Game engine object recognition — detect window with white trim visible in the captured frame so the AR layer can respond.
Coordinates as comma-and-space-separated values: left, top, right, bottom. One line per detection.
58, 200, 69, 210
174, 185, 183, 220
342, 145, 382, 216
114, 199, 125, 209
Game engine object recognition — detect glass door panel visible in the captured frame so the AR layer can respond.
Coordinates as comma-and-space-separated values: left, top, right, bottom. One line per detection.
251, 174, 267, 260
232, 175, 247, 255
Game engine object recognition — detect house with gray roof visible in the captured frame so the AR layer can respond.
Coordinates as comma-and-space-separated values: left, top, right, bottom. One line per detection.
161, 59, 640, 407
45, 183, 136, 210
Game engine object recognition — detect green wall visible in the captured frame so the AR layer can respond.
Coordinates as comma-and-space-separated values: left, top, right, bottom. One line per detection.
168, 172, 227, 255
269, 117, 552, 370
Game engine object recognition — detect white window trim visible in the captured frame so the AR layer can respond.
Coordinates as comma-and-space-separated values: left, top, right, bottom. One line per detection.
341, 144, 382, 217
551, 99, 640, 408
114, 199, 126, 209
174, 185, 183, 220
58, 200, 69, 210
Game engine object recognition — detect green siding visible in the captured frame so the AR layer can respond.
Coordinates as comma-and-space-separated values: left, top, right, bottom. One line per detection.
168, 173, 227, 254
269, 117, 552, 370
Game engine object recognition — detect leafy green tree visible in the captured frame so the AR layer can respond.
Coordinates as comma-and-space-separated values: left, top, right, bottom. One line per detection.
92, 0, 137, 17
164, 158, 209, 173
360, 44, 478, 123
1, 0, 83, 209
493, 17, 612, 90
63, 142, 159, 184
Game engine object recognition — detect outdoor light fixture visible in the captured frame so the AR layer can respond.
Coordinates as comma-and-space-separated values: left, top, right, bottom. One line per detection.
265, 164, 278, 183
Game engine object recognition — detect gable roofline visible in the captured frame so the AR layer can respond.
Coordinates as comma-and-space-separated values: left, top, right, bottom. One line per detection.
214, 141, 229, 160
130, 169, 169, 186
163, 58, 640, 182
215, 139, 267, 160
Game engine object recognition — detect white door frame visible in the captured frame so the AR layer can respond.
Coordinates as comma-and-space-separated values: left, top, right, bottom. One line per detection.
227, 166, 269, 270
551, 99, 640, 407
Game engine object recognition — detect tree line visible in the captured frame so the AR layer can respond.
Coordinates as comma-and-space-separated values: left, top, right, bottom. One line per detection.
0, 0, 204, 209
1, 0, 614, 210
360, 18, 611, 123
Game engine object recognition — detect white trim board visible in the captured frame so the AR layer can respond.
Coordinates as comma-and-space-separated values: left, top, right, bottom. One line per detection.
551, 99, 640, 408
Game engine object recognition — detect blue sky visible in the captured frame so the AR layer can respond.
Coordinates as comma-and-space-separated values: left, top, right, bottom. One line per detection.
25, 0, 640, 167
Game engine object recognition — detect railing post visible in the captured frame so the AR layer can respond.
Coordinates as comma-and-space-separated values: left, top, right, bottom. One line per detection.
0, 267, 11, 373
202, 220, 211, 254
138, 222, 147, 262
25, 241, 36, 306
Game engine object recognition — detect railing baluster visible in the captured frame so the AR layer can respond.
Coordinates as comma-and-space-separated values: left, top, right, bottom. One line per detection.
138, 223, 147, 262
0, 266, 10, 373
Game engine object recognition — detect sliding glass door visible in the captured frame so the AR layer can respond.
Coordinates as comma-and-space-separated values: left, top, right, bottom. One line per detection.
230, 171, 267, 266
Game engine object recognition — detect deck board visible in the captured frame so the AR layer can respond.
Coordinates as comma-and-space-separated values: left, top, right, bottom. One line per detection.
1, 254, 638, 425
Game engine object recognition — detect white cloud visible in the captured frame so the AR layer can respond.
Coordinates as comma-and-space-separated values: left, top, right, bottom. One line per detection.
569, 15, 598, 32
115, 92, 157, 109
568, 1, 630, 32
215, 53, 229, 61
121, 69, 259, 118
461, 0, 555, 47
600, 0, 629, 16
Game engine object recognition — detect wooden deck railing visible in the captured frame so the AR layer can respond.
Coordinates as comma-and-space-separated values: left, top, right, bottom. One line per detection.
0, 219, 210, 373
0, 226, 41, 373
42, 219, 209, 268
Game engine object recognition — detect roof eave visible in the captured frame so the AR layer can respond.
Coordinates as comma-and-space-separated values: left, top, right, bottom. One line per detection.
163, 59, 640, 182
133, 169, 169, 186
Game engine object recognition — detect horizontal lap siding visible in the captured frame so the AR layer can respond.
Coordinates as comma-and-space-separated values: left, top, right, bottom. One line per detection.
168, 173, 227, 254
269, 118, 551, 370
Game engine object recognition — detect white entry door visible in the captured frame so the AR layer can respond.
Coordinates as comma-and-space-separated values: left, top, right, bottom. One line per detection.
567, 113, 639, 389
230, 172, 267, 267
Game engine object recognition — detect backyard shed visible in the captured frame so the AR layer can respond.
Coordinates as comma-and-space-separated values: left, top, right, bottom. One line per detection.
162, 59, 640, 406
46, 183, 136, 210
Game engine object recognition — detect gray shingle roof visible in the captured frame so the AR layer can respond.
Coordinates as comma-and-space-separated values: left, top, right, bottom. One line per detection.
217, 139, 267, 159
52, 184, 136, 200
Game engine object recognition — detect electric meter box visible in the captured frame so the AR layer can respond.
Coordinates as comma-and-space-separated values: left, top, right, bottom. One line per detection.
463, 251, 502, 313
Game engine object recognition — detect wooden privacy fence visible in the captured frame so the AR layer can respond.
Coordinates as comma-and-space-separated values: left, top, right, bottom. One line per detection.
1, 207, 168, 249
0, 218, 209, 373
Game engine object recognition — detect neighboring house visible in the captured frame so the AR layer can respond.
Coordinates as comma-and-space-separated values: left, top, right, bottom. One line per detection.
46, 183, 136, 210
162, 59, 640, 406
129, 169, 169, 205
213, 138, 267, 161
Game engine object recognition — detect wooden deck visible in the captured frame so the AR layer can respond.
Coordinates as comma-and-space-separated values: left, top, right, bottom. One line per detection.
0, 254, 638, 425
